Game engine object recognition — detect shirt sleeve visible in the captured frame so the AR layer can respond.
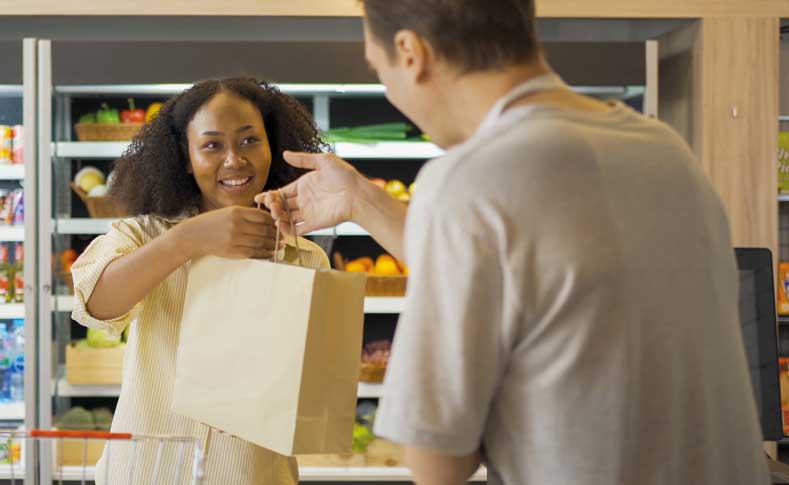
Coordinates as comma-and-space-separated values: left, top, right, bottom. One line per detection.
374, 202, 506, 456
70, 218, 147, 337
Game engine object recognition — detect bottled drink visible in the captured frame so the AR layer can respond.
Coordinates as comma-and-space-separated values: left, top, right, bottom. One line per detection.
0, 323, 10, 402
8, 320, 23, 402
12, 244, 22, 304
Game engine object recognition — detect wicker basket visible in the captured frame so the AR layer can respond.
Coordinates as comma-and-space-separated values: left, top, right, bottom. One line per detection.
332, 252, 408, 297
63, 272, 74, 294
71, 183, 128, 219
74, 122, 143, 142
365, 275, 407, 297
359, 362, 387, 383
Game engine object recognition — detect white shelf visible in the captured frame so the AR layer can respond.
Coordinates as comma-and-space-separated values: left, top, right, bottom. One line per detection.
780, 194, 789, 202
334, 142, 443, 159
54, 295, 401, 314
54, 465, 486, 482
0, 226, 24, 242
357, 382, 384, 399
54, 83, 387, 97
0, 402, 24, 421
54, 141, 443, 161
56, 378, 385, 400
55, 378, 120, 398
364, 297, 404, 314
0, 463, 25, 480
0, 165, 24, 181
53, 218, 115, 235
54, 218, 370, 237
54, 141, 128, 159
0, 304, 24, 319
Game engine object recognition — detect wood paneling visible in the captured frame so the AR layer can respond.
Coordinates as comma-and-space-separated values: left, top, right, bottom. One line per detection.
0, 0, 787, 17
660, 18, 780, 253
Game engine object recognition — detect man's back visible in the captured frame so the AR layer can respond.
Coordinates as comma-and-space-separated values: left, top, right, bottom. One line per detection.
376, 101, 770, 485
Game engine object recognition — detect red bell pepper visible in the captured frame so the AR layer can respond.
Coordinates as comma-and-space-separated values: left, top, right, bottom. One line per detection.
121, 98, 145, 123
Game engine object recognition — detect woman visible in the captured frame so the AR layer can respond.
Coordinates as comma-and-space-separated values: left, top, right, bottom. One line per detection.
71, 78, 329, 484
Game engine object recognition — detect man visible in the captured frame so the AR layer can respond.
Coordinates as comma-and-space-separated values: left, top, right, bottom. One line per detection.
258, 1, 770, 484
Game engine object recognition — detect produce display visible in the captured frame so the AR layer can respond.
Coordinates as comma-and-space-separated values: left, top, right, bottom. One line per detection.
345, 254, 408, 277
353, 401, 378, 453
322, 123, 413, 143
369, 178, 415, 204
360, 339, 391, 383
57, 406, 114, 431
75, 99, 162, 141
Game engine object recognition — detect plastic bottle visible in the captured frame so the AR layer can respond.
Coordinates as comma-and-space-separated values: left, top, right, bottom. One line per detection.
0, 323, 10, 402
8, 320, 23, 402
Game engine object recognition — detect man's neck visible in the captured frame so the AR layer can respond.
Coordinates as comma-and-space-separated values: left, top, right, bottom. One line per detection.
438, 59, 553, 146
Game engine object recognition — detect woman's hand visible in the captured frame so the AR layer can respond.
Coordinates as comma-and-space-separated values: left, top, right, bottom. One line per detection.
255, 151, 364, 236
174, 206, 283, 260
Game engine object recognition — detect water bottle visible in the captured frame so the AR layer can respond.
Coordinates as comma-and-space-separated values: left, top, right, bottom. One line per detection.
0, 323, 10, 402
8, 320, 23, 402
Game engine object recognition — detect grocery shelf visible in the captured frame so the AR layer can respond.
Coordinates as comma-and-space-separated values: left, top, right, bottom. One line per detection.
364, 297, 404, 314
0, 463, 25, 480
0, 226, 24, 242
0, 85, 22, 97
53, 295, 401, 314
0, 304, 24, 319
55, 378, 120, 398
54, 465, 487, 482
54, 217, 370, 237
54, 141, 128, 159
57, 378, 385, 400
55, 83, 387, 97
357, 382, 384, 399
55, 141, 442, 160
0, 165, 25, 181
334, 141, 443, 159
0, 401, 24, 421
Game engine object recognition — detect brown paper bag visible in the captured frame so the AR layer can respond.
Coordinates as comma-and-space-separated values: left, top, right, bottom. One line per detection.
172, 256, 366, 457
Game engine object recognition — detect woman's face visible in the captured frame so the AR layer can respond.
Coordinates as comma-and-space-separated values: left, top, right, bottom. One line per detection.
187, 91, 273, 211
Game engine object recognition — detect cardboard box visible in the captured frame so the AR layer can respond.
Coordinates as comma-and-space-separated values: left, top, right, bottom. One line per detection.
65, 344, 125, 385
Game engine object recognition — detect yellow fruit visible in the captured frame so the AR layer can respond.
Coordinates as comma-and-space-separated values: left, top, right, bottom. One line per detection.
385, 180, 407, 197
396, 193, 411, 204
78, 172, 105, 193
374, 255, 401, 276
145, 102, 163, 122
409, 182, 416, 195
345, 261, 367, 273
357, 257, 375, 272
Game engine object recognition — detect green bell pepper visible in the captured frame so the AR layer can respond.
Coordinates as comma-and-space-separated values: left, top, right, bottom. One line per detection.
97, 103, 120, 124
78, 112, 97, 123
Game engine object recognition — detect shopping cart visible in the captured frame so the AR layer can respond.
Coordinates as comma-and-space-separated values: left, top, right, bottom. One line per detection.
0, 429, 204, 485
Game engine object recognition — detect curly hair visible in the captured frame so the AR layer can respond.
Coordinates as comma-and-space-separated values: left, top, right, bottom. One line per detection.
110, 78, 327, 217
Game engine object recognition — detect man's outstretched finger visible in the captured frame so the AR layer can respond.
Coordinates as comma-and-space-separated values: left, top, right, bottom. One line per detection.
283, 151, 325, 170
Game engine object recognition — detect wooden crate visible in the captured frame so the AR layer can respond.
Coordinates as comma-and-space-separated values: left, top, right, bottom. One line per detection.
56, 437, 105, 467
65, 344, 125, 385
297, 439, 403, 468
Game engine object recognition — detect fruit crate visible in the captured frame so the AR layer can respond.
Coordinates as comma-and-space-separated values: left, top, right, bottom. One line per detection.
65, 343, 125, 385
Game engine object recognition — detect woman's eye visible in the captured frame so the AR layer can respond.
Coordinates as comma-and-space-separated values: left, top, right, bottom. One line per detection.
242, 136, 260, 146
203, 141, 220, 150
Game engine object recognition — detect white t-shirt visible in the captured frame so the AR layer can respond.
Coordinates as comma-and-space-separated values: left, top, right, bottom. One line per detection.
374, 75, 770, 485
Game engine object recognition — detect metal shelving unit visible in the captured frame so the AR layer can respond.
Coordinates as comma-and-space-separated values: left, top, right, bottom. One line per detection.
0, 304, 25, 319
54, 140, 444, 160
52, 465, 487, 482
52, 295, 404, 314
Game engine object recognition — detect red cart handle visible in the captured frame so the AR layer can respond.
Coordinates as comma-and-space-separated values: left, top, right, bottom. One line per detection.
30, 430, 132, 440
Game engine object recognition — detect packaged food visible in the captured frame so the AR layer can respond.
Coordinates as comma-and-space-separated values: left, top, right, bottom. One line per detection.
778, 263, 789, 315
11, 125, 22, 165
780, 132, 789, 193
0, 245, 11, 303
0, 126, 12, 165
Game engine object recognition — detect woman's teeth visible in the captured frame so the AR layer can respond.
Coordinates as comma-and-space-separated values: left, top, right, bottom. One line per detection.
220, 177, 252, 187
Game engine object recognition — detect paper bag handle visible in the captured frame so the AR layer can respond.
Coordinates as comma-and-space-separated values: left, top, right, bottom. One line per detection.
259, 189, 303, 267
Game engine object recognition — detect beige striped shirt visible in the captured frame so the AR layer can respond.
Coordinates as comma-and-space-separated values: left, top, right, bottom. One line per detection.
71, 214, 330, 485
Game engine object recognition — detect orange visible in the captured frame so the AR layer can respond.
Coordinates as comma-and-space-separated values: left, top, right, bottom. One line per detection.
345, 261, 368, 273
357, 257, 375, 272
374, 255, 401, 276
